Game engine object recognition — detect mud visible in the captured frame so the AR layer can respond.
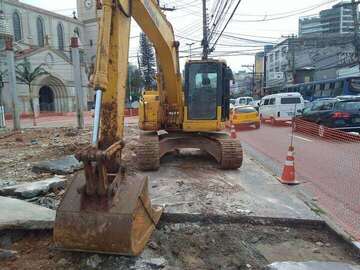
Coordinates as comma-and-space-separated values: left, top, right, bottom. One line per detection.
0, 223, 359, 270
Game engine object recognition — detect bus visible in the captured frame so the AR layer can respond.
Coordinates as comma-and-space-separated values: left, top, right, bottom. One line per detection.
281, 77, 360, 101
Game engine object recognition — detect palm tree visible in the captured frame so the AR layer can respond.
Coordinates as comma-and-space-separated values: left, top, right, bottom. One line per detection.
16, 58, 48, 126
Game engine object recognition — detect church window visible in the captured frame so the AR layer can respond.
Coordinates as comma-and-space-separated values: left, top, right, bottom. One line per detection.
37, 17, 45, 47
13, 12, 22, 42
57, 23, 65, 51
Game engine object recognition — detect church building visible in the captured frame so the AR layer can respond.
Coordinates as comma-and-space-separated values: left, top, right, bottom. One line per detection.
0, 0, 98, 115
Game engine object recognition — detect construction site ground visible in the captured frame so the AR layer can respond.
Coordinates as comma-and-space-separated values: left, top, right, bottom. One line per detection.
0, 117, 359, 269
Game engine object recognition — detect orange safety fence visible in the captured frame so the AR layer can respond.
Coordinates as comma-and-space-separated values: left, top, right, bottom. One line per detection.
293, 118, 360, 142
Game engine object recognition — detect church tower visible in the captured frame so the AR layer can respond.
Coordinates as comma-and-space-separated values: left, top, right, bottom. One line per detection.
76, 0, 97, 63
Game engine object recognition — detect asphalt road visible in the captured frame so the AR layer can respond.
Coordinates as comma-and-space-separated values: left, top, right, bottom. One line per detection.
238, 122, 360, 241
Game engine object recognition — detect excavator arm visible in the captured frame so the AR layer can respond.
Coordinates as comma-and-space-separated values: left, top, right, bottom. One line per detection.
53, 0, 182, 256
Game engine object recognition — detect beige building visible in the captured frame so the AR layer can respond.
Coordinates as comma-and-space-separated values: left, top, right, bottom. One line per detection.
0, 0, 98, 114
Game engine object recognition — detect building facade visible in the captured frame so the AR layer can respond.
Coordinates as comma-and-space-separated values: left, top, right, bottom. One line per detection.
299, 1, 357, 37
264, 33, 356, 94
0, 0, 98, 115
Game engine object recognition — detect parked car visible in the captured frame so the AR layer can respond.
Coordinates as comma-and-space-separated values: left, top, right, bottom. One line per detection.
249, 100, 261, 111
235, 97, 254, 106
231, 105, 260, 129
299, 97, 360, 135
259, 93, 305, 125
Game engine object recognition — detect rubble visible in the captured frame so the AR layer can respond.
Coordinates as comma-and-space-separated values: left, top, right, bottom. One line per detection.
32, 155, 83, 175
0, 249, 17, 261
0, 196, 55, 230
0, 176, 66, 199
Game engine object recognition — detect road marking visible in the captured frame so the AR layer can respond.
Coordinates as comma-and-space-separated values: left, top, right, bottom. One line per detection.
291, 135, 313, 142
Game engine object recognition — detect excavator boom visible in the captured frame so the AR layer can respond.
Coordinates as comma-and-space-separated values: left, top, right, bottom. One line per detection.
53, 0, 166, 256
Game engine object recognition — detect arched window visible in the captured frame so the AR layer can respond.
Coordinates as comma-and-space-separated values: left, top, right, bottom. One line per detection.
13, 12, 22, 42
74, 27, 80, 38
36, 17, 45, 47
57, 23, 64, 51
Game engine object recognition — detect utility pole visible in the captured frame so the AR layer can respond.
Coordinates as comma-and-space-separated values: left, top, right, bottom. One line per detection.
282, 34, 297, 84
5, 37, 21, 130
71, 36, 84, 129
202, 0, 209, 59
351, 0, 360, 71
186, 42, 195, 59
242, 64, 256, 97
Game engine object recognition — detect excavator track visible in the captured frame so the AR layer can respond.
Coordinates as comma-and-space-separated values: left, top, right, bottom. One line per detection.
137, 133, 160, 171
217, 137, 243, 170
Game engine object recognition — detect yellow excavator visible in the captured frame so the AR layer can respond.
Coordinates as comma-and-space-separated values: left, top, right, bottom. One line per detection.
54, 0, 243, 256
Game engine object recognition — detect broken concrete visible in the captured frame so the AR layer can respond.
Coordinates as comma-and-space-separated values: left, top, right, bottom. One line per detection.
265, 261, 360, 270
32, 155, 83, 175
0, 196, 55, 230
145, 152, 322, 222
0, 249, 17, 261
0, 179, 17, 188
0, 176, 66, 199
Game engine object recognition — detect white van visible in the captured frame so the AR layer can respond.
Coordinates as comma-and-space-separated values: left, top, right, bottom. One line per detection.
235, 97, 254, 106
259, 93, 304, 124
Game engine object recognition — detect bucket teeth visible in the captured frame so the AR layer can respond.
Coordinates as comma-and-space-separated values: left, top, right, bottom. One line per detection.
53, 172, 163, 256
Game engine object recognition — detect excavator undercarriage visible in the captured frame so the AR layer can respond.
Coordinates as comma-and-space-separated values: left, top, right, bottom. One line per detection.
137, 132, 243, 171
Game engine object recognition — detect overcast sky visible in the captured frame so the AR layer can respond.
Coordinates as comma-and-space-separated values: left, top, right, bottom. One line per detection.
22, 0, 340, 71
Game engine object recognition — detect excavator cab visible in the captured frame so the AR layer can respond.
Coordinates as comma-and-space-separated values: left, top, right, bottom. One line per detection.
183, 60, 233, 132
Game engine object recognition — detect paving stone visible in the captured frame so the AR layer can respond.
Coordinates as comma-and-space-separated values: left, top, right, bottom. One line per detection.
0, 177, 66, 199
0, 196, 55, 230
265, 261, 360, 270
32, 155, 83, 175
0, 249, 17, 261
0, 179, 17, 188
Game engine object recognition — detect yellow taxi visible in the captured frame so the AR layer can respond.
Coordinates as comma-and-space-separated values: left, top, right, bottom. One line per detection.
230, 105, 260, 129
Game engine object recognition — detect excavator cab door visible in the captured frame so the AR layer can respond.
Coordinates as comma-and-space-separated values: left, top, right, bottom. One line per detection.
185, 61, 221, 120
184, 60, 233, 130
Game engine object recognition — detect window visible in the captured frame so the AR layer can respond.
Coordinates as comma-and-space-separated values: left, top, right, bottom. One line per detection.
313, 100, 334, 111
235, 107, 257, 113
281, 97, 301, 104
263, 99, 270, 105
269, 98, 276, 105
36, 17, 45, 47
13, 12, 22, 41
188, 63, 218, 120
57, 23, 65, 51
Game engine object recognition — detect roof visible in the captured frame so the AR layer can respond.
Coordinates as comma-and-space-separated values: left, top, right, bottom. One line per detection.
4, 0, 83, 26
15, 46, 71, 64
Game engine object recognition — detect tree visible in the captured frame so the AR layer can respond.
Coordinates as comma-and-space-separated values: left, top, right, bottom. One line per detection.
127, 64, 144, 102
16, 58, 48, 126
139, 32, 156, 89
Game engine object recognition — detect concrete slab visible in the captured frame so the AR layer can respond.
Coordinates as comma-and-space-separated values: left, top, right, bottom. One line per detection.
0, 176, 66, 198
0, 196, 55, 230
32, 155, 83, 175
143, 150, 321, 222
265, 261, 360, 270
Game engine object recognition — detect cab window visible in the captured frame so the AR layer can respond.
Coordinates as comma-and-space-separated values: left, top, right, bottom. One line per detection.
269, 98, 275, 105
263, 99, 270, 105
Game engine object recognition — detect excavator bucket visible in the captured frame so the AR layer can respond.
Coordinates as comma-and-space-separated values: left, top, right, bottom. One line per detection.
53, 171, 163, 256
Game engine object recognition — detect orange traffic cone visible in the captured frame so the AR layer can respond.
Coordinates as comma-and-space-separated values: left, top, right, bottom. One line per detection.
278, 145, 299, 185
230, 124, 237, 139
